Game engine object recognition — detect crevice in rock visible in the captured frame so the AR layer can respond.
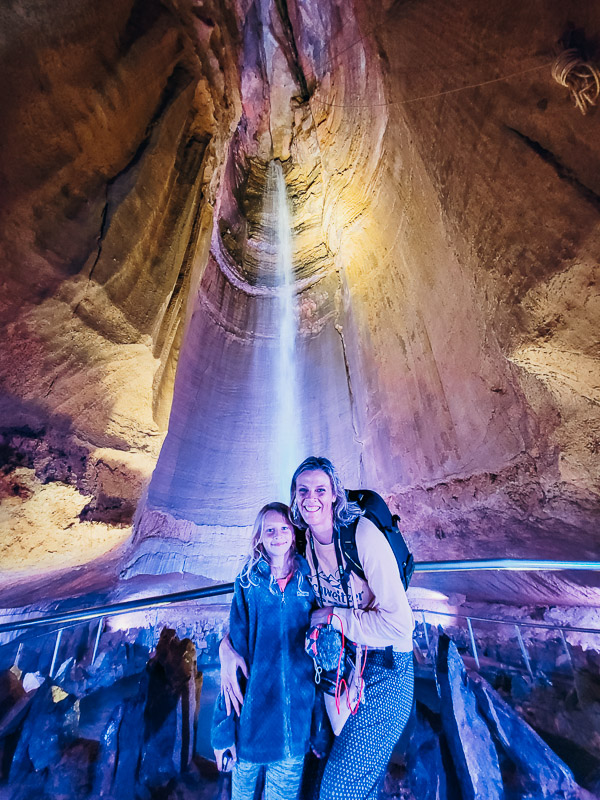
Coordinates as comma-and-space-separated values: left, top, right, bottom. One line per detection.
84, 193, 109, 288
506, 126, 600, 211
333, 315, 365, 476
273, 0, 310, 102
119, 0, 168, 55
81, 64, 194, 292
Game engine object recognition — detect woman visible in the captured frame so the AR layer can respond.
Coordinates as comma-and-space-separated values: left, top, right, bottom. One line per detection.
221, 456, 414, 800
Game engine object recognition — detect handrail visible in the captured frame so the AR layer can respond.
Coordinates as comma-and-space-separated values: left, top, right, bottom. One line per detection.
1, 558, 600, 636
415, 558, 600, 572
415, 607, 600, 636
0, 583, 234, 635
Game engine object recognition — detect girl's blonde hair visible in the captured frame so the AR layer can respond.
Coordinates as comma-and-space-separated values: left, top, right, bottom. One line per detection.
239, 502, 297, 587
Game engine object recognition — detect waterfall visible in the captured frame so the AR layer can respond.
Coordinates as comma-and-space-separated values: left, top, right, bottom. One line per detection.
271, 161, 302, 500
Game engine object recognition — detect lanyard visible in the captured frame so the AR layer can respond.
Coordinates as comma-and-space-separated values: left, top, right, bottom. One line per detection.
308, 531, 352, 609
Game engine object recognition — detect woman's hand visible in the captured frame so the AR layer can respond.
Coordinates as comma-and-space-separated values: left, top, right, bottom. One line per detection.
214, 745, 237, 772
310, 606, 334, 626
219, 634, 248, 716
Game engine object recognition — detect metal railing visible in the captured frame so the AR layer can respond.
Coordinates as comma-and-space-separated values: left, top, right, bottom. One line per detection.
0, 583, 235, 635
414, 607, 600, 679
1, 557, 600, 635
415, 558, 600, 573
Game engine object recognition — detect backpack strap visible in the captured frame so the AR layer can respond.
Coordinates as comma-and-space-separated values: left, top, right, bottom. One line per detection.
335, 519, 365, 592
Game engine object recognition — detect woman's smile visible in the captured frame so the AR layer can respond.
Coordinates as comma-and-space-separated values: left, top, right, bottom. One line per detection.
295, 469, 335, 537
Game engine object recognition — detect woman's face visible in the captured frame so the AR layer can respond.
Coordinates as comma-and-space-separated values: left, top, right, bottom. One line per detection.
294, 469, 335, 530
261, 510, 294, 560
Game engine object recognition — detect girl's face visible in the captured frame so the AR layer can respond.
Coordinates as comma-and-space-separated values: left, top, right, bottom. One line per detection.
261, 510, 294, 560
294, 469, 335, 530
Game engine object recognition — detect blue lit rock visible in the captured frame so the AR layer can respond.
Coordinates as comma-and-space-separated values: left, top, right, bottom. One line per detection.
10, 682, 79, 778
0, 668, 30, 739
93, 678, 148, 799
45, 738, 99, 799
436, 635, 504, 800
139, 629, 199, 790
406, 708, 448, 800
470, 672, 581, 798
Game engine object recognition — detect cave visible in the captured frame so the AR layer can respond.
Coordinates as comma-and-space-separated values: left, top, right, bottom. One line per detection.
0, 0, 599, 797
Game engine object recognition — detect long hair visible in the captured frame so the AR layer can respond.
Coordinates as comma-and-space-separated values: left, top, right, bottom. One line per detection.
239, 502, 297, 587
289, 456, 362, 532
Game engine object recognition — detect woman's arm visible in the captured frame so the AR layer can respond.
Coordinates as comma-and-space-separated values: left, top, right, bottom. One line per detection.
327, 517, 414, 648
219, 633, 248, 716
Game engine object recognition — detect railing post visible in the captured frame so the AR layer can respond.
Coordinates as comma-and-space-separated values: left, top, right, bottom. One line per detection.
559, 628, 575, 673
559, 628, 581, 703
14, 642, 23, 669
515, 625, 534, 679
91, 617, 104, 665
466, 617, 480, 669
421, 611, 430, 649
49, 628, 63, 678
421, 611, 433, 659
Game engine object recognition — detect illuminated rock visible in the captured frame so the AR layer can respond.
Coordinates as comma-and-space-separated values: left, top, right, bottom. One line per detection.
0, 0, 598, 584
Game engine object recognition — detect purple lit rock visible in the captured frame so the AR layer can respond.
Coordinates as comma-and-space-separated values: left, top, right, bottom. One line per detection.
406, 709, 448, 800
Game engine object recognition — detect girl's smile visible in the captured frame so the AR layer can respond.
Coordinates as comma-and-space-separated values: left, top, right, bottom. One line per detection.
261, 510, 294, 560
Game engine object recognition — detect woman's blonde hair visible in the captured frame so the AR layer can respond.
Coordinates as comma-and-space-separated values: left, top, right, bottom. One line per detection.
239, 502, 297, 587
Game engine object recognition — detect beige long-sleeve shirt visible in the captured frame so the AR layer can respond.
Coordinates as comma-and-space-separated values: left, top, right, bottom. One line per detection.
305, 516, 414, 652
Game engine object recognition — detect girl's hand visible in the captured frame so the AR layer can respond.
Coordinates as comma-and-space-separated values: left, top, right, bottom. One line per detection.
214, 745, 237, 771
219, 634, 248, 716
311, 606, 334, 626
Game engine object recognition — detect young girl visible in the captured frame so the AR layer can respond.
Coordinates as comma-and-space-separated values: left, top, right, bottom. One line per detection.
211, 502, 316, 800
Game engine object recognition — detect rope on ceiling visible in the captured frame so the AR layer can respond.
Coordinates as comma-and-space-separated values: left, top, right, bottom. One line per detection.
551, 48, 600, 115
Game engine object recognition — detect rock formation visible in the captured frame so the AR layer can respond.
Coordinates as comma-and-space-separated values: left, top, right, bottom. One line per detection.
0, 1, 598, 590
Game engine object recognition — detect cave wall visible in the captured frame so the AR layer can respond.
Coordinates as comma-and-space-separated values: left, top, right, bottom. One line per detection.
0, 0, 243, 572
285, 0, 600, 560
0, 0, 598, 582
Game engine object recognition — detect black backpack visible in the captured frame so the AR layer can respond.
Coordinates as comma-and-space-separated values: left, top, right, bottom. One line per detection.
296, 489, 415, 592
338, 489, 415, 592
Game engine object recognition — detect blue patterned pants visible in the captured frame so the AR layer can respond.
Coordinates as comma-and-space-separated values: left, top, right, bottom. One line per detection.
233, 754, 305, 800
318, 650, 414, 800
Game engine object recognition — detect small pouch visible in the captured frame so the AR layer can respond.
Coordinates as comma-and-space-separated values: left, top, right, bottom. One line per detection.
305, 622, 344, 674
305, 615, 367, 736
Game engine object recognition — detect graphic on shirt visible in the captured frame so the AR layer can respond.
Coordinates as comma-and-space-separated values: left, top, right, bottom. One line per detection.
308, 566, 364, 608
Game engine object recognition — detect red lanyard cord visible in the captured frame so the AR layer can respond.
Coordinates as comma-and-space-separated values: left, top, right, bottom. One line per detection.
328, 612, 367, 715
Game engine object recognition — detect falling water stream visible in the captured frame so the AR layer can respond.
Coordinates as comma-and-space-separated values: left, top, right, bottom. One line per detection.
270, 160, 302, 500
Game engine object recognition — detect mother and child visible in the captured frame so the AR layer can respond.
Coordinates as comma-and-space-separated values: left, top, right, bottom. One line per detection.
211, 456, 415, 800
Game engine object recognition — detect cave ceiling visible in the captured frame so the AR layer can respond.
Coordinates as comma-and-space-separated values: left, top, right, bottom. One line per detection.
0, 0, 599, 603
